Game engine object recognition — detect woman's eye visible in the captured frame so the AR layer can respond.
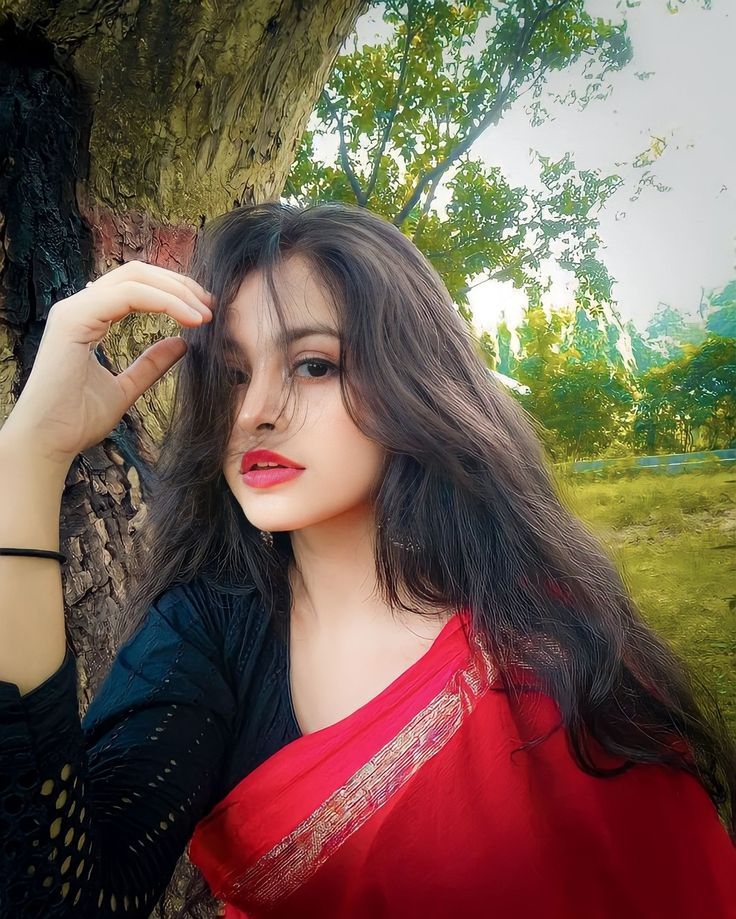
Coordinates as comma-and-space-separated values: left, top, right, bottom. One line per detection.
225, 360, 338, 385
293, 358, 338, 379
228, 369, 249, 386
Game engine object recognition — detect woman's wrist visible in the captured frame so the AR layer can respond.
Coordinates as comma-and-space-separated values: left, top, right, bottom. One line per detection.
0, 422, 74, 487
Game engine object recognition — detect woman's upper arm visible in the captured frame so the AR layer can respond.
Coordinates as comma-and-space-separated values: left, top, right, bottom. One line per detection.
0, 578, 238, 917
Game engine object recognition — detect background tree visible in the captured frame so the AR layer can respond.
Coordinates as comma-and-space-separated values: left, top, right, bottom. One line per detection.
483, 292, 735, 459
538, 358, 633, 459
705, 279, 736, 339
622, 318, 668, 375
633, 336, 736, 454
560, 304, 633, 371
0, 1, 368, 913
285, 0, 632, 323
507, 303, 633, 460
633, 361, 692, 454
491, 316, 514, 375
644, 302, 688, 363
679, 335, 736, 451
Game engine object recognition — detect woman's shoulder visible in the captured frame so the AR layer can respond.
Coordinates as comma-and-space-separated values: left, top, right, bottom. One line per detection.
79, 576, 262, 746
143, 573, 264, 650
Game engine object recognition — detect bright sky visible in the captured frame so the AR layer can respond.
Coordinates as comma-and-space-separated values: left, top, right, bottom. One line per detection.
466, 0, 736, 336
336, 1, 736, 337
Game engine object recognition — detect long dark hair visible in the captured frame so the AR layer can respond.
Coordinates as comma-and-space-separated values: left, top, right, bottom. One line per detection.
116, 202, 735, 918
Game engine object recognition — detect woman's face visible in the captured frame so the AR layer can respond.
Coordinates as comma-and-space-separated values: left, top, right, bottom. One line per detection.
222, 255, 386, 536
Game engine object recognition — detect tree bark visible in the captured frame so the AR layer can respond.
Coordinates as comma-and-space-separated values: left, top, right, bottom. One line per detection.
0, 0, 367, 912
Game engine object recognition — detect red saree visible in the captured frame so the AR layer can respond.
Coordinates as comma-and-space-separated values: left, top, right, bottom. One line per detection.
188, 611, 736, 918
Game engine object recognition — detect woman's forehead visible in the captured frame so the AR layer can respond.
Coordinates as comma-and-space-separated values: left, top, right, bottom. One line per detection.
223, 321, 341, 359
224, 260, 340, 352
234, 254, 335, 310
234, 255, 331, 306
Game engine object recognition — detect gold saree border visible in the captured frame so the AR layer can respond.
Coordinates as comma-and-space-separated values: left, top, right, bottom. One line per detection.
226, 637, 497, 909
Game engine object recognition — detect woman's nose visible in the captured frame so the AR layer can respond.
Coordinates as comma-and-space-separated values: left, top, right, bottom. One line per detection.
233, 369, 288, 433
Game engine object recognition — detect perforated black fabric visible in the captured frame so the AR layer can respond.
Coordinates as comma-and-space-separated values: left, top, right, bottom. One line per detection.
0, 578, 300, 918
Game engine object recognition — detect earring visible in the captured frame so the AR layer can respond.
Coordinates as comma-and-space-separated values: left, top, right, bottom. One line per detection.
259, 529, 274, 549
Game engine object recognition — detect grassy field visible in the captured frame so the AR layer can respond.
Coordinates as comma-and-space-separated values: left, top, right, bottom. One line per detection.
557, 465, 736, 737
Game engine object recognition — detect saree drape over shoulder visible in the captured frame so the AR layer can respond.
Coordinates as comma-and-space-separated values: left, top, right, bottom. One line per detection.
189, 611, 736, 918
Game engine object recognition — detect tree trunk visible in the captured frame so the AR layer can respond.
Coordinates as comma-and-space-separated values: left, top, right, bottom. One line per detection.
0, 0, 366, 912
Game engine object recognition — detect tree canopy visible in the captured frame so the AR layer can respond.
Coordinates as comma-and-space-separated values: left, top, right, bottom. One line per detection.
286, 0, 634, 320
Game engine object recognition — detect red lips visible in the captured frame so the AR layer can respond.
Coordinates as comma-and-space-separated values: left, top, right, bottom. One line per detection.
240, 449, 304, 474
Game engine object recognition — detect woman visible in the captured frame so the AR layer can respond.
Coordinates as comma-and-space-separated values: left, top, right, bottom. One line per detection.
0, 202, 734, 919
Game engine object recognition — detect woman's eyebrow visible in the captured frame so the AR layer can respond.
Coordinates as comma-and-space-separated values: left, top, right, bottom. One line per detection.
224, 324, 341, 357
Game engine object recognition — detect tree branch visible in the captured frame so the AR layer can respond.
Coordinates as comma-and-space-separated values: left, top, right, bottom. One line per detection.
455, 237, 554, 296
321, 89, 366, 205
411, 170, 445, 244
458, 269, 514, 296
283, 175, 298, 199
392, 0, 572, 227
422, 172, 443, 217
364, 0, 417, 203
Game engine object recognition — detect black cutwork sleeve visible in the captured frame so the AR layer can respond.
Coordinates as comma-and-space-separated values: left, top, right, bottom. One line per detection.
0, 579, 237, 918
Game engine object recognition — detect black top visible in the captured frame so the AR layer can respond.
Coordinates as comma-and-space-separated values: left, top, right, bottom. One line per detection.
0, 578, 301, 918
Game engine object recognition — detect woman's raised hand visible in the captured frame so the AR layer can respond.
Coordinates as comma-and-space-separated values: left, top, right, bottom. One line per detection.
2, 260, 214, 469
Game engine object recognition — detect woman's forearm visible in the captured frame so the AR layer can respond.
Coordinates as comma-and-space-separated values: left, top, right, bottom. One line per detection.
0, 430, 70, 695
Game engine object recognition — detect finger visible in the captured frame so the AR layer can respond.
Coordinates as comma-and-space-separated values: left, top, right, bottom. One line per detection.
146, 264, 214, 305
88, 260, 213, 302
115, 337, 188, 406
88, 260, 213, 306
86, 268, 212, 318
57, 282, 210, 346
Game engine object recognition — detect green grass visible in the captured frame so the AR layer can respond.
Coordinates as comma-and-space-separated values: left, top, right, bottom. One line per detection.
558, 466, 736, 736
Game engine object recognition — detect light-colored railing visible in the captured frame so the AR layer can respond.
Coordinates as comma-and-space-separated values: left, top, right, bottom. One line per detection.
556, 448, 736, 476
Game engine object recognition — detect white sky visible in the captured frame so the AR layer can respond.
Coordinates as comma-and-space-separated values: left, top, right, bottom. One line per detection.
326, 1, 736, 335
